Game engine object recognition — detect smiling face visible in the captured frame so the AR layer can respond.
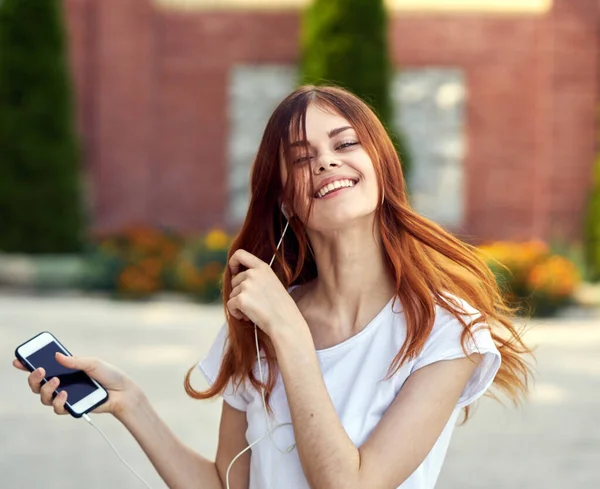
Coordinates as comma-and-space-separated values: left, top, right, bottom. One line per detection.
280, 103, 381, 231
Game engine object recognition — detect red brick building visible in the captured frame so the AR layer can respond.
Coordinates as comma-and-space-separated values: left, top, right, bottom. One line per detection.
62, 0, 598, 243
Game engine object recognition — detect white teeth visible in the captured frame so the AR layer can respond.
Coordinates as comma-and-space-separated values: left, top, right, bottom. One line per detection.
316, 179, 356, 198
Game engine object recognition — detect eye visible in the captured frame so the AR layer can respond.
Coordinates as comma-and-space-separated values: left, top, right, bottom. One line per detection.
336, 140, 359, 150
292, 155, 314, 165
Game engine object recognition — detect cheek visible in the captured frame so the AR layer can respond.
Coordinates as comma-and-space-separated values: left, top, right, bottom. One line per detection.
357, 156, 380, 198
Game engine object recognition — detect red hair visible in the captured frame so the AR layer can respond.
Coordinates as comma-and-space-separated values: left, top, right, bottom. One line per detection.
185, 85, 532, 419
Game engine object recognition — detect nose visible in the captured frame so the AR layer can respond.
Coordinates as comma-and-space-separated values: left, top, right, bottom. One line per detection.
314, 153, 342, 174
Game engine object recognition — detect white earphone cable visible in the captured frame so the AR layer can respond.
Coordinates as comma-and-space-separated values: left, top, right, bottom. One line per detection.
81, 217, 294, 489
226, 217, 296, 489
82, 413, 152, 488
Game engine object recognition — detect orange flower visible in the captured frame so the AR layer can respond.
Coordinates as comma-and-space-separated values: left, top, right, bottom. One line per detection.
527, 256, 580, 298
118, 266, 159, 294
139, 258, 162, 278
161, 242, 179, 262
203, 261, 225, 281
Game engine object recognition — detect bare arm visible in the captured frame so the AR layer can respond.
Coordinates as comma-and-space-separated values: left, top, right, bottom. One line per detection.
223, 250, 483, 489
273, 325, 481, 489
14, 354, 249, 489
117, 394, 250, 489
215, 402, 251, 489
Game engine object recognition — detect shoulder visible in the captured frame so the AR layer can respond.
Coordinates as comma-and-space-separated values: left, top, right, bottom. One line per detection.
411, 294, 502, 407
426, 293, 488, 342
198, 322, 252, 412
413, 294, 500, 374
198, 322, 229, 385
435, 292, 482, 323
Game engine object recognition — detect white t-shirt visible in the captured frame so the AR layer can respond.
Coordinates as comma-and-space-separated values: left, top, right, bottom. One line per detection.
199, 293, 501, 489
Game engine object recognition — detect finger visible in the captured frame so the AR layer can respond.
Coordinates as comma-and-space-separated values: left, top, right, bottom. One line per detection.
225, 307, 250, 323
27, 368, 46, 394
231, 270, 249, 289
40, 377, 60, 406
52, 390, 68, 415
228, 285, 252, 322
226, 296, 247, 321
230, 283, 243, 300
226, 297, 242, 320
229, 249, 264, 275
13, 359, 28, 371
56, 353, 98, 375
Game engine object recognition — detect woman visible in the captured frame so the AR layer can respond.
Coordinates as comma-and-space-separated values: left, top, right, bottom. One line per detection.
14, 85, 532, 489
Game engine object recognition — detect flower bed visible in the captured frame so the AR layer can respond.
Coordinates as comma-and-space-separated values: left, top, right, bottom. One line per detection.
82, 226, 231, 303
83, 226, 183, 299
170, 229, 231, 303
479, 241, 581, 317
15, 228, 578, 315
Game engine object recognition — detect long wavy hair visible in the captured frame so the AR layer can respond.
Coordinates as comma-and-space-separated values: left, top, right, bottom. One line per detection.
185, 85, 532, 419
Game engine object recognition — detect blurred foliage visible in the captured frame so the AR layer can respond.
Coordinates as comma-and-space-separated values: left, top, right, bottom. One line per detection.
83, 226, 231, 302
479, 241, 581, 317
0, 0, 84, 253
83, 227, 583, 316
300, 0, 412, 176
584, 125, 600, 282
83, 226, 183, 299
171, 229, 231, 303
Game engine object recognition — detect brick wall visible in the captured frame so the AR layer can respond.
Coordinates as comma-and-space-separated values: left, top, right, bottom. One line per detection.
62, 0, 598, 242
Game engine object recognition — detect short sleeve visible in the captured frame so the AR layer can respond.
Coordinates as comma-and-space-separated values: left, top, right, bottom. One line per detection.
410, 299, 501, 408
197, 323, 250, 412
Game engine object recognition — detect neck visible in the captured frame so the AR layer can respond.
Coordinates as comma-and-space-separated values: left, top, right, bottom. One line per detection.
305, 217, 396, 321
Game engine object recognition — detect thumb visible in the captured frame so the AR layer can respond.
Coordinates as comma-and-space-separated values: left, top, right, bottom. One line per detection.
56, 352, 98, 374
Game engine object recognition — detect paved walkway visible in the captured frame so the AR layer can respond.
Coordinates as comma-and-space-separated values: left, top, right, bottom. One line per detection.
3, 292, 600, 488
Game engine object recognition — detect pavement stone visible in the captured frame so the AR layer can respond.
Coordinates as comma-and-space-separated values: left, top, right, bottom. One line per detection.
2, 292, 599, 488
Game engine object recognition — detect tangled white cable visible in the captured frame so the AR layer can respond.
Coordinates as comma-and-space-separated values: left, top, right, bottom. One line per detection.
225, 217, 297, 489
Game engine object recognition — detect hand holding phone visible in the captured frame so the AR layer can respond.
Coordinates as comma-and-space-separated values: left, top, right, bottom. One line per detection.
14, 332, 135, 418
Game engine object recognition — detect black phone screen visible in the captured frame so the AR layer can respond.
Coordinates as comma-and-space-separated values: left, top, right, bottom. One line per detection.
25, 341, 99, 405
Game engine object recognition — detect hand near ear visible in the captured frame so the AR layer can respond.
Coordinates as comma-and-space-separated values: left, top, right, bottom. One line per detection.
227, 249, 307, 340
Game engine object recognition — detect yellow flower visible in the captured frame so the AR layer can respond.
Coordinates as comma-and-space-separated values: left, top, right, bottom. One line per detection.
205, 229, 230, 251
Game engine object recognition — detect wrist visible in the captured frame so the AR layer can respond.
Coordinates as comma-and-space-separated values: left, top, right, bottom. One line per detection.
271, 316, 313, 353
113, 380, 147, 423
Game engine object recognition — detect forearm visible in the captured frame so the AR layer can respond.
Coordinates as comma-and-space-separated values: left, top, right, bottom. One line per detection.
274, 327, 361, 489
115, 392, 222, 489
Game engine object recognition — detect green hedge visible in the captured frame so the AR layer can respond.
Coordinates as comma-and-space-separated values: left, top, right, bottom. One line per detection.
585, 145, 600, 282
0, 0, 84, 253
300, 0, 412, 176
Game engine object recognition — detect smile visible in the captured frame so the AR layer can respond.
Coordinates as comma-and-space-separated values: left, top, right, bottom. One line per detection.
314, 179, 358, 199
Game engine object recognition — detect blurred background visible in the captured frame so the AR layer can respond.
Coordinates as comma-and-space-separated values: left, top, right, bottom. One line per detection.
1, 0, 599, 487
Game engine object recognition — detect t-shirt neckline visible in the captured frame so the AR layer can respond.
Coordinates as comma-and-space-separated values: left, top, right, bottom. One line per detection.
314, 294, 396, 357
288, 284, 397, 358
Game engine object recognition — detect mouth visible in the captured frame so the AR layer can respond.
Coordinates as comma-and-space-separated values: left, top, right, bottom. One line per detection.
314, 178, 358, 199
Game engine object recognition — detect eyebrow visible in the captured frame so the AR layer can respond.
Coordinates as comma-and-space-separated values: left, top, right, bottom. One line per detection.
328, 126, 353, 138
289, 126, 354, 147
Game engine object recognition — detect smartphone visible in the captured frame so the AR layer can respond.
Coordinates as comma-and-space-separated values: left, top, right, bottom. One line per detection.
15, 331, 108, 418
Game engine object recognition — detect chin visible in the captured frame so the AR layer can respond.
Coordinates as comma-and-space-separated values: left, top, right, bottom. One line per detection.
308, 208, 376, 232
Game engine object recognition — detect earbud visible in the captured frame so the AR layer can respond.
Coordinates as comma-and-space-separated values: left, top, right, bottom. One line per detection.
281, 202, 291, 220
